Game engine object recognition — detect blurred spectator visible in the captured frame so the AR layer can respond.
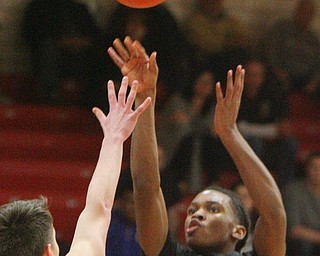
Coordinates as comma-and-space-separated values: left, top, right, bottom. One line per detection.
167, 193, 194, 245
282, 151, 320, 256
166, 68, 236, 195
106, 170, 140, 256
164, 0, 195, 26
21, 0, 106, 108
263, 0, 320, 96
184, 0, 249, 82
231, 182, 259, 254
237, 58, 299, 187
155, 81, 190, 169
104, 3, 191, 95
158, 143, 184, 208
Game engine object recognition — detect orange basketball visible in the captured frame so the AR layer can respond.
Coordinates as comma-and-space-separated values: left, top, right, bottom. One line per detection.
116, 0, 165, 9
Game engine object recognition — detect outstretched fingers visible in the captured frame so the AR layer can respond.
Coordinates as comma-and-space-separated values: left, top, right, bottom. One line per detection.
225, 70, 234, 104
92, 107, 106, 127
118, 77, 129, 107
134, 96, 151, 117
133, 39, 149, 62
232, 65, 245, 102
107, 80, 117, 112
218, 65, 245, 104
107, 46, 124, 69
125, 79, 151, 116
114, 38, 131, 61
124, 36, 141, 60
124, 36, 135, 57
107, 37, 132, 69
215, 82, 223, 103
125, 80, 139, 110
149, 52, 158, 76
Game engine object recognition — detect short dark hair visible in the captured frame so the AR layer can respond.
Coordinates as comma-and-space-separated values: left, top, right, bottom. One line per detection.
204, 185, 251, 252
0, 196, 53, 256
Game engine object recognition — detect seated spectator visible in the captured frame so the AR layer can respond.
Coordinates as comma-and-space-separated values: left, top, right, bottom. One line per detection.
166, 67, 236, 194
155, 66, 217, 170
237, 58, 299, 187
167, 194, 195, 245
282, 151, 320, 256
263, 0, 320, 96
184, 0, 249, 82
158, 144, 183, 208
155, 82, 190, 169
21, 0, 106, 108
232, 182, 259, 254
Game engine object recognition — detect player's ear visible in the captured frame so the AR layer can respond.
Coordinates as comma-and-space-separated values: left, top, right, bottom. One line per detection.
231, 225, 246, 240
43, 243, 53, 256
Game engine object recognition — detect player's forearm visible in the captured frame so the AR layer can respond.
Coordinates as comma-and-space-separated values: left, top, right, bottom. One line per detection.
86, 138, 123, 211
291, 225, 320, 244
219, 127, 286, 222
131, 88, 160, 191
131, 87, 169, 253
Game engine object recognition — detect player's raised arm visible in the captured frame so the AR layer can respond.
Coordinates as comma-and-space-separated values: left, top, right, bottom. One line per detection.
67, 77, 151, 256
108, 36, 168, 256
214, 65, 287, 256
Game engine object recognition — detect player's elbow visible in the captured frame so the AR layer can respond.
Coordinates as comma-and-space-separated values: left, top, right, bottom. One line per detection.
264, 201, 287, 230
140, 236, 166, 256
86, 197, 113, 217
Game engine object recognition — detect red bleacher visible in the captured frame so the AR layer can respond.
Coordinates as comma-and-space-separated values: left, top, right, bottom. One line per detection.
0, 74, 38, 103
0, 89, 131, 244
0, 130, 101, 161
0, 159, 95, 192
0, 104, 101, 133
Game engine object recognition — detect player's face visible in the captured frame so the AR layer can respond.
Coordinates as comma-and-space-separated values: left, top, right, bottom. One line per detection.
184, 190, 236, 253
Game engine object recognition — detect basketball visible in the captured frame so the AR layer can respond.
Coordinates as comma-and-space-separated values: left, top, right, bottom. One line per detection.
116, 0, 165, 9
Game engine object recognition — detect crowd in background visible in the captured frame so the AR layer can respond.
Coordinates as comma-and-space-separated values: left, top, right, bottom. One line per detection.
1, 0, 320, 255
